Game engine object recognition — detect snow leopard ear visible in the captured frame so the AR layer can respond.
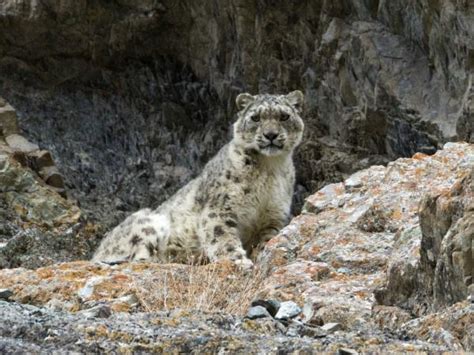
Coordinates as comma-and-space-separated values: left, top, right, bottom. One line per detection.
236, 93, 255, 111
286, 90, 304, 113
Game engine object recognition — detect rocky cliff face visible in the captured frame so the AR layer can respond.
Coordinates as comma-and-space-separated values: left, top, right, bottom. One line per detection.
0, 1, 473, 353
0, 0, 472, 225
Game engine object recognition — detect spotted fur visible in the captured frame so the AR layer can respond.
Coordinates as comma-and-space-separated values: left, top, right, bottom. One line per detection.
92, 91, 305, 267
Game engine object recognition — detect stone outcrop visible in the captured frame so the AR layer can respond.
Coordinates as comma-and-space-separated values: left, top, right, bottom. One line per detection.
0, 99, 66, 194
0, 99, 99, 268
0, 1, 472, 224
376, 163, 474, 314
257, 142, 473, 350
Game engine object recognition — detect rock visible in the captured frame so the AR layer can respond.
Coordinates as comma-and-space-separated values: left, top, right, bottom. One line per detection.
2, 300, 443, 354
256, 143, 474, 351
0, 288, 13, 301
29, 150, 55, 170
0, 153, 36, 192
77, 276, 105, 300
0, 102, 19, 137
78, 304, 112, 319
0, 146, 472, 352
302, 301, 314, 322
0, 102, 65, 192
275, 301, 301, 320
240, 317, 287, 335
338, 348, 358, 355
373, 226, 423, 312
7, 141, 472, 350
161, 101, 192, 131
372, 306, 413, 331
299, 325, 327, 338
399, 301, 473, 351
4, 181, 78, 226
285, 321, 327, 338
344, 175, 363, 192
45, 298, 74, 312
0, 151, 95, 269
0, 301, 300, 353
250, 299, 280, 317
5, 134, 39, 153
321, 322, 342, 333
0, 155, 77, 227
376, 164, 474, 314
246, 306, 271, 320
38, 166, 65, 189
0, 228, 93, 269
115, 294, 140, 308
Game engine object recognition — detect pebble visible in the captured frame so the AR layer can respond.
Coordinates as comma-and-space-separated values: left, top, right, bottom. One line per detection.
302, 301, 314, 323
250, 299, 280, 317
246, 306, 271, 320
336, 267, 351, 274
0, 288, 13, 301
78, 304, 112, 319
338, 348, 358, 355
77, 276, 103, 299
5, 134, 39, 153
275, 301, 301, 320
116, 294, 140, 307
322, 322, 342, 333
344, 176, 363, 191
286, 321, 327, 338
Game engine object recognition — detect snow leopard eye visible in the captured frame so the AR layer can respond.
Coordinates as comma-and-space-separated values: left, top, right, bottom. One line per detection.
280, 113, 290, 121
251, 114, 260, 122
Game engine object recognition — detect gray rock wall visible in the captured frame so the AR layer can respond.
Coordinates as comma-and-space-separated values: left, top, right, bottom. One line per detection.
0, 0, 472, 226
376, 164, 474, 315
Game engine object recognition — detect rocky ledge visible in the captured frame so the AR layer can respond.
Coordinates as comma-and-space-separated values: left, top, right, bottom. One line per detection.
1, 142, 473, 352
0, 98, 99, 269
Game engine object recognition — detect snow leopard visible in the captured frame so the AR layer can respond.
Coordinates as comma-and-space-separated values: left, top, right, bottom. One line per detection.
92, 90, 305, 268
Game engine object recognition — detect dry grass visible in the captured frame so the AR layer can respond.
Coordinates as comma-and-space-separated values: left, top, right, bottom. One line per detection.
132, 260, 264, 316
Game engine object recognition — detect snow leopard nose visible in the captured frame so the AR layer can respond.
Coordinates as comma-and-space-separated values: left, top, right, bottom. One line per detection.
264, 131, 278, 142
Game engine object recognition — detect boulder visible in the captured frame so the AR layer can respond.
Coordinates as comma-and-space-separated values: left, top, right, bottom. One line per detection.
0, 101, 19, 137
257, 142, 474, 349
5, 134, 39, 153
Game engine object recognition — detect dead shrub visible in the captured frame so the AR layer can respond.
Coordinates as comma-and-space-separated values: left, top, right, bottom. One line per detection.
132, 260, 264, 316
